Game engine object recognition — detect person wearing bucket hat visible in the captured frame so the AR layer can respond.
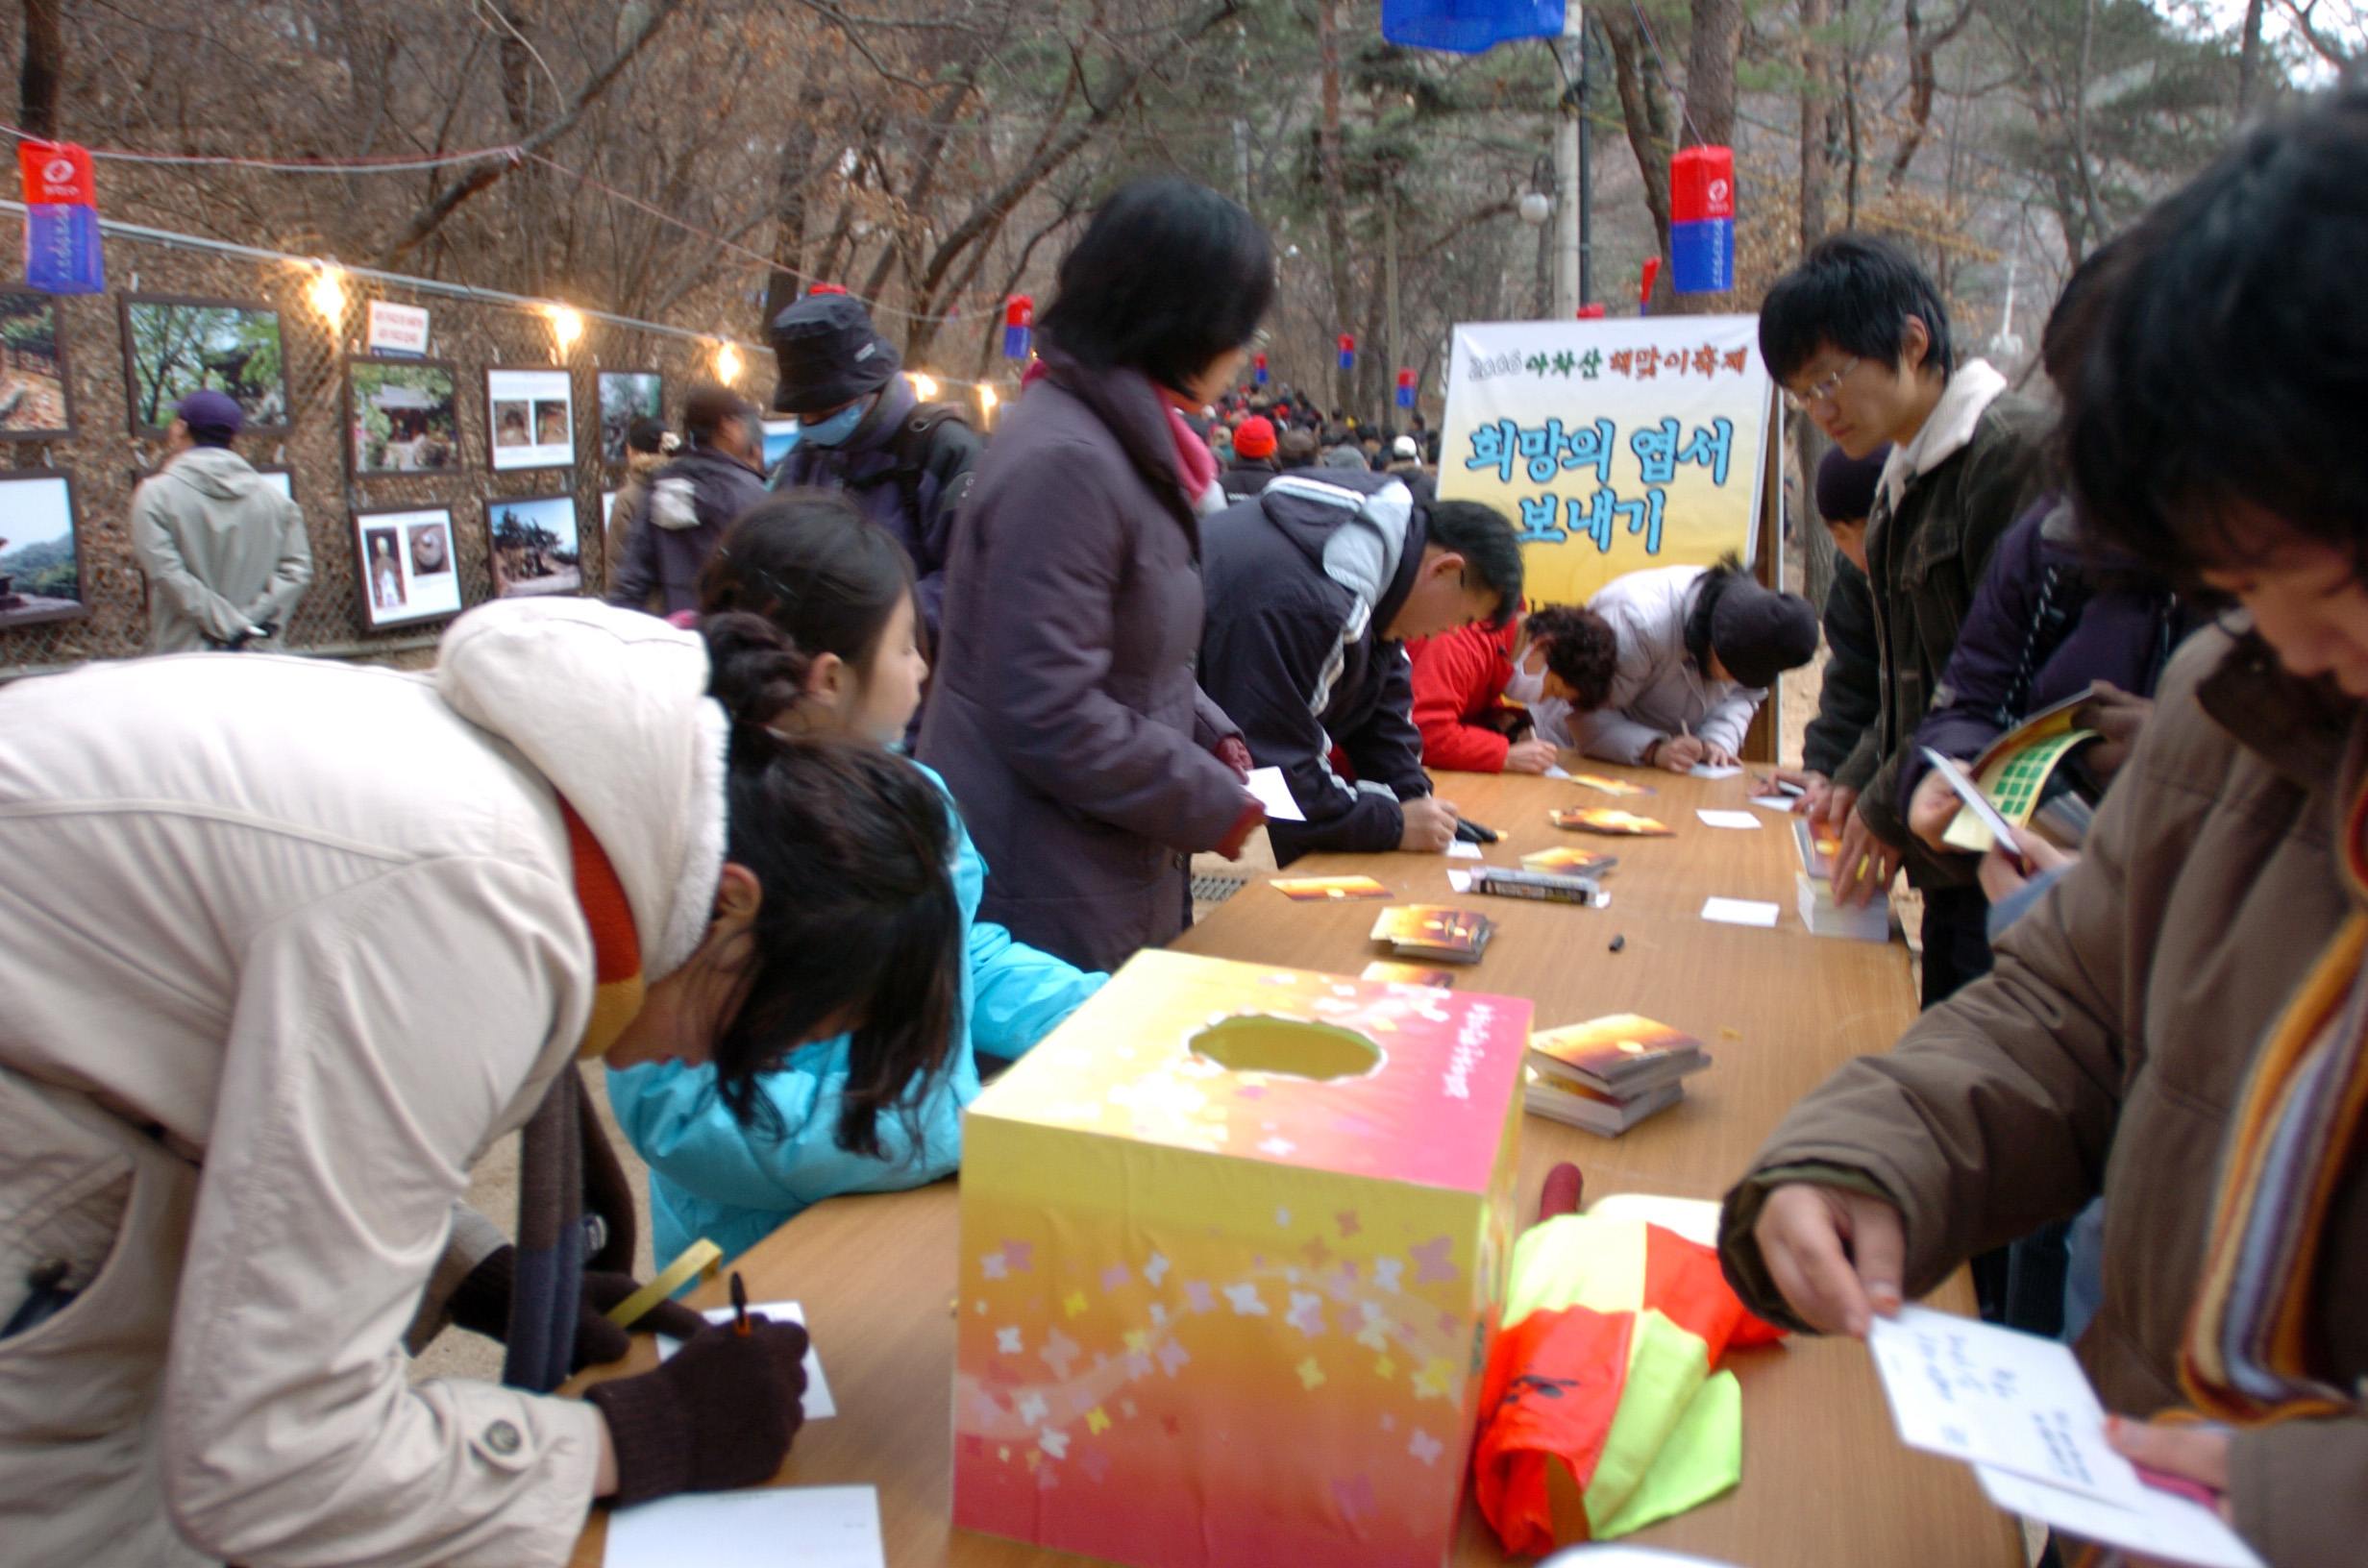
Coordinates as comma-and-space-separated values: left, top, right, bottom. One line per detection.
769, 293, 980, 645
129, 390, 312, 653
1575, 560, 1819, 773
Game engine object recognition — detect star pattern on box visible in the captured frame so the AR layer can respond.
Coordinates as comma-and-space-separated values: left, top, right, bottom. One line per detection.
1295, 1356, 1327, 1390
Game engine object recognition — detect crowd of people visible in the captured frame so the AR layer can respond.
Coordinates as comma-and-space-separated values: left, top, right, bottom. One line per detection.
5, 87, 2365, 1568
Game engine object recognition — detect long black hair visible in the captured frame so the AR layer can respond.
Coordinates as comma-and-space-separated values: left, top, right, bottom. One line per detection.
701, 488, 922, 683
699, 610, 962, 1158
1036, 175, 1274, 393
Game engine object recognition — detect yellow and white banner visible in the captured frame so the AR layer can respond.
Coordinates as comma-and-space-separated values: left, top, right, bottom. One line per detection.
1436, 316, 1772, 607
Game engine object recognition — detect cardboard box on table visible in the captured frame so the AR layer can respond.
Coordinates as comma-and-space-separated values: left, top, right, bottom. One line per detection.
953, 949, 1530, 1568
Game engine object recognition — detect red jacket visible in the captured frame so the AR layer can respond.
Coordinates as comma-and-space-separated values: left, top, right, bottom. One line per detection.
1408, 616, 1522, 772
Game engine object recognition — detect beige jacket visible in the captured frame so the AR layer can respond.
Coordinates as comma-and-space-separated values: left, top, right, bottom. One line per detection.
0, 600, 726, 1567
130, 446, 313, 653
1722, 625, 2368, 1568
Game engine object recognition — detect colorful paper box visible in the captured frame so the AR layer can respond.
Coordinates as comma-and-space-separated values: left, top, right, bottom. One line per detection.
952, 949, 1531, 1568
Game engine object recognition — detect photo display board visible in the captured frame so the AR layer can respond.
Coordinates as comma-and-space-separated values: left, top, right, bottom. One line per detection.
346, 356, 460, 477
597, 370, 662, 465
485, 493, 582, 599
0, 290, 75, 439
353, 505, 463, 630
488, 366, 576, 472
119, 294, 290, 438
0, 469, 84, 629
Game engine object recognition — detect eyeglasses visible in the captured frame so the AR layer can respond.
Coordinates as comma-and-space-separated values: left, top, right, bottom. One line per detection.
1782, 357, 1859, 412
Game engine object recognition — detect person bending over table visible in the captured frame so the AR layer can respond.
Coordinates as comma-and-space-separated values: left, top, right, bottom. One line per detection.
1406, 601, 1618, 773
1718, 94, 2368, 1568
1575, 558, 1820, 774
1196, 472, 1523, 864
0, 600, 969, 1568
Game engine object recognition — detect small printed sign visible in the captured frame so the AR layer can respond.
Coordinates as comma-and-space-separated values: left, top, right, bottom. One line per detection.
366, 300, 431, 357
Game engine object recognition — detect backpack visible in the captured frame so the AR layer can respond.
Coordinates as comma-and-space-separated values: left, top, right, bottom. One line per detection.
882, 403, 980, 524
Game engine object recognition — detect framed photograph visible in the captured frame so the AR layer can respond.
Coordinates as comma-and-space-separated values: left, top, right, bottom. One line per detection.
485, 493, 582, 599
761, 418, 801, 470
597, 370, 663, 465
0, 469, 85, 629
0, 291, 74, 439
487, 366, 575, 471
353, 505, 463, 630
119, 293, 289, 437
346, 356, 460, 477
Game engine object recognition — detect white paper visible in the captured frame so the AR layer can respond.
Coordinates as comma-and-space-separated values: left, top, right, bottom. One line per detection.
605, 1484, 885, 1568
1866, 1305, 2143, 1507
1542, 764, 1572, 779
1446, 870, 1473, 893
1246, 767, 1305, 821
1747, 793, 1802, 813
1696, 809, 1763, 830
656, 1301, 836, 1420
1445, 840, 1482, 859
1975, 1465, 2262, 1568
1700, 896, 1779, 927
1688, 763, 1744, 779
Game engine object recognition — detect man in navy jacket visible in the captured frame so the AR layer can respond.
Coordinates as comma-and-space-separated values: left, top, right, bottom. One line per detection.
1198, 470, 1522, 865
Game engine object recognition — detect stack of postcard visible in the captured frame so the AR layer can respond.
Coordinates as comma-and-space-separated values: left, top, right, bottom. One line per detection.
1523, 1014, 1711, 1136
1549, 807, 1675, 837
1369, 905, 1496, 965
1793, 817, 1890, 942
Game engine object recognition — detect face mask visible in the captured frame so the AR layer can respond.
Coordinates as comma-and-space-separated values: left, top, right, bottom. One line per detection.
798, 393, 874, 448
1504, 648, 1546, 704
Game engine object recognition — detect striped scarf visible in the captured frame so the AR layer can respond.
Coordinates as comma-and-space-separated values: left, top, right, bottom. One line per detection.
2181, 782, 2368, 1422
502, 798, 648, 1393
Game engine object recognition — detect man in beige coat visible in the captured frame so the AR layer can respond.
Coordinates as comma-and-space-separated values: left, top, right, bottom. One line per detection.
129, 390, 312, 653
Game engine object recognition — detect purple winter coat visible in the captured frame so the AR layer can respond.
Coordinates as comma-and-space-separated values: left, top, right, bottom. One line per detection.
915, 347, 1252, 974
1904, 495, 2195, 811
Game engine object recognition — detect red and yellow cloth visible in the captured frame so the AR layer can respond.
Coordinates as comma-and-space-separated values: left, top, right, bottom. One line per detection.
1473, 1213, 1782, 1556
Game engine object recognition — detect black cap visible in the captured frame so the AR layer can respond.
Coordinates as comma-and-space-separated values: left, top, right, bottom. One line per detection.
1814, 443, 1890, 526
626, 416, 671, 454
767, 293, 901, 415
1710, 577, 1821, 689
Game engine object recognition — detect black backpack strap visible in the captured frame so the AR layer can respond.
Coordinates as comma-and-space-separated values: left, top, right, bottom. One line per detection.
886, 403, 979, 522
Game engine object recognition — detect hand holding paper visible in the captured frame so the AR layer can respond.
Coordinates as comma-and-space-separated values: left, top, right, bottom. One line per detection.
1244, 766, 1304, 822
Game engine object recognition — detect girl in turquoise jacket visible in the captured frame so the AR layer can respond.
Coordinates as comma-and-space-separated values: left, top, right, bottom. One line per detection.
609, 491, 1104, 1263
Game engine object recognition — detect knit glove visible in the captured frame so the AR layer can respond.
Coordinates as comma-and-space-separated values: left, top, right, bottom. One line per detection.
585, 1319, 810, 1506
444, 1244, 711, 1372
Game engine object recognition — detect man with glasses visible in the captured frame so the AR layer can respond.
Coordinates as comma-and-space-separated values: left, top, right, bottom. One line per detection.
1759, 233, 2048, 1008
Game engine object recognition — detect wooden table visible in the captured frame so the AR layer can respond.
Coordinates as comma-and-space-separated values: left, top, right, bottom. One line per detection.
570, 765, 2023, 1568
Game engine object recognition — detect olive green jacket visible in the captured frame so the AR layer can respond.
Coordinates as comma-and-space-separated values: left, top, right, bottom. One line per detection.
1837, 364, 2050, 886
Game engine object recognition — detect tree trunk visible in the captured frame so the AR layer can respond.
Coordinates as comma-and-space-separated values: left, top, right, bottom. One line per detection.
1597, 7, 1675, 310
2237, 0, 2265, 119
1685, 0, 1742, 150
1318, 0, 1357, 417
761, 69, 830, 332
1799, 0, 1831, 250
20, 0, 62, 140
1793, 414, 1836, 609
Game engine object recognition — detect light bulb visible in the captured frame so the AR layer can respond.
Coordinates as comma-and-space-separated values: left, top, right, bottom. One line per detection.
308, 265, 347, 324
545, 305, 583, 353
718, 342, 743, 383
1518, 192, 1552, 227
977, 383, 998, 412
909, 371, 939, 401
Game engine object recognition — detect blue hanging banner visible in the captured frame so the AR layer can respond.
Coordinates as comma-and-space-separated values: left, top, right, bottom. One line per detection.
1382, 0, 1565, 53
19, 141, 104, 295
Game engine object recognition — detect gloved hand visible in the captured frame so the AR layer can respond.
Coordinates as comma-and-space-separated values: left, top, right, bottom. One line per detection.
444, 1244, 710, 1372
1212, 734, 1254, 783
585, 1319, 810, 1505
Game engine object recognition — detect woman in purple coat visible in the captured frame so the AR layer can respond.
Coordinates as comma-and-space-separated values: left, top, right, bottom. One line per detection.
917, 178, 1268, 974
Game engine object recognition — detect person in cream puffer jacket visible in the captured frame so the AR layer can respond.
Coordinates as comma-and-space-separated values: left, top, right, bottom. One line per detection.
0, 599, 956, 1568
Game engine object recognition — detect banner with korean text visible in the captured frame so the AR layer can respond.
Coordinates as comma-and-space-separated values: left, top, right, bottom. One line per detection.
1436, 316, 1772, 607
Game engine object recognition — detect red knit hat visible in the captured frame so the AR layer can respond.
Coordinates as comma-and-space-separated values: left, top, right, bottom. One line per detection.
1233, 415, 1277, 459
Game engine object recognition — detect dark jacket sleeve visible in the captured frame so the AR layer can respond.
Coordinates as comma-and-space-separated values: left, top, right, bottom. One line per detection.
1801, 559, 1880, 779
605, 491, 660, 612
969, 452, 1252, 852
1192, 686, 1243, 751
1903, 507, 2053, 809
1213, 600, 1408, 864
912, 423, 984, 636
1338, 642, 1433, 800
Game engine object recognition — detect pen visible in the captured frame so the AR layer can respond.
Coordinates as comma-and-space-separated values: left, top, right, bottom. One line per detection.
730, 1271, 751, 1335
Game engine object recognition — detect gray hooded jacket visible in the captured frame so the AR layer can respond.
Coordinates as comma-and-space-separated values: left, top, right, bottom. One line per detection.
130, 446, 312, 653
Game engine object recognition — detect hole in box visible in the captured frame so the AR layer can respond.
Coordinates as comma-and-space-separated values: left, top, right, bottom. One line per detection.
1189, 1013, 1382, 1082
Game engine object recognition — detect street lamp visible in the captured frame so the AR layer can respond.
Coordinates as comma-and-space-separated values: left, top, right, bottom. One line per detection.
1518, 191, 1551, 227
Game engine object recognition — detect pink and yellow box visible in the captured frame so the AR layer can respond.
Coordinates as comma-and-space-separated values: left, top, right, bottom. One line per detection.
952, 949, 1530, 1568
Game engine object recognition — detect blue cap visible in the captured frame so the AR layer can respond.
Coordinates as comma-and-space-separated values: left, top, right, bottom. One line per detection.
176, 389, 245, 444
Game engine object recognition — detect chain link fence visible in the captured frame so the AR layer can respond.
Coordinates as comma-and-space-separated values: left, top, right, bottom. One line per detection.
1, 233, 733, 675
